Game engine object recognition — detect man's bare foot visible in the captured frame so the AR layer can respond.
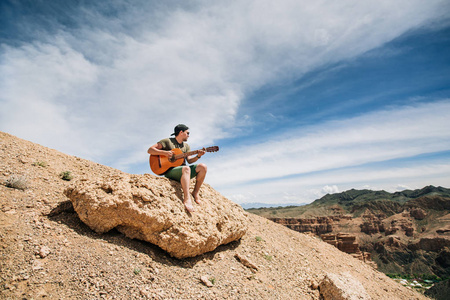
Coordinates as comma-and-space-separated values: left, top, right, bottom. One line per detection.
184, 199, 195, 212
193, 192, 201, 204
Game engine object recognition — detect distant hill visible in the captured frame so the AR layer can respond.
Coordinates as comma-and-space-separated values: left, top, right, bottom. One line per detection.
239, 202, 308, 209
246, 186, 450, 218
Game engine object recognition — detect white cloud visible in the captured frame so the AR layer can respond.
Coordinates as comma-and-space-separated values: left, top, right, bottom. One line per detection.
208, 100, 450, 188
322, 185, 339, 195
0, 41, 100, 155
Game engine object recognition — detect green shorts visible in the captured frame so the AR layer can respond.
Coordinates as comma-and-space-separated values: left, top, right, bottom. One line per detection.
164, 165, 198, 182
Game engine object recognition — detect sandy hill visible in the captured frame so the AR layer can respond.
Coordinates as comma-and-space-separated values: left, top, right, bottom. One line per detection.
0, 131, 428, 299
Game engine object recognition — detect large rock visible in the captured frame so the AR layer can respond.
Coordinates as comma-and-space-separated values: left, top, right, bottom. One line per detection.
319, 272, 371, 300
64, 173, 248, 258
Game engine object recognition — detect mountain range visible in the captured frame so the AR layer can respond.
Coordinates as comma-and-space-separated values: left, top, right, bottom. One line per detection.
247, 185, 450, 295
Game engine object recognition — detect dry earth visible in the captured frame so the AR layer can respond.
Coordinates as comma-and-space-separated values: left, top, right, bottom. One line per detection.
0, 131, 429, 299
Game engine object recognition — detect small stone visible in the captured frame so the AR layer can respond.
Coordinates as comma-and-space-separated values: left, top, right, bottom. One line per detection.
235, 253, 258, 271
200, 275, 213, 287
38, 246, 51, 258
32, 260, 43, 270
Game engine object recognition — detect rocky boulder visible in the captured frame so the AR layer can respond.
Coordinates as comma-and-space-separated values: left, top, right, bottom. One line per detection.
319, 272, 371, 300
64, 173, 248, 258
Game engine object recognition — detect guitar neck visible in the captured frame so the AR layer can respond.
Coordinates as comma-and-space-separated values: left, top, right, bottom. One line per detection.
174, 149, 201, 160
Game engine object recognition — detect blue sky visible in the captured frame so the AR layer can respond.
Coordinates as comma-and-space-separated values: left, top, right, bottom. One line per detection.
1, 0, 450, 206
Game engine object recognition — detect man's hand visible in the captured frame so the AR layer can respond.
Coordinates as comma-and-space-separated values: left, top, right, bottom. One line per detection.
197, 149, 205, 158
166, 150, 174, 159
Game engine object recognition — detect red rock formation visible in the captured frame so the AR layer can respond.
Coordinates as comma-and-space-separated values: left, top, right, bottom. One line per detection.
360, 212, 386, 234
385, 227, 398, 235
321, 233, 376, 268
409, 238, 450, 252
385, 236, 403, 248
410, 208, 427, 220
270, 215, 353, 236
405, 227, 414, 237
269, 217, 335, 235
387, 219, 414, 237
322, 233, 359, 253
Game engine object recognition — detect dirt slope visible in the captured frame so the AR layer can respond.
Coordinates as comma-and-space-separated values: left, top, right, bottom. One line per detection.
0, 131, 428, 299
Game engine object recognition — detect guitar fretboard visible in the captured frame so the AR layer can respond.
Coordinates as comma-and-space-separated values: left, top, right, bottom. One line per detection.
173, 150, 201, 160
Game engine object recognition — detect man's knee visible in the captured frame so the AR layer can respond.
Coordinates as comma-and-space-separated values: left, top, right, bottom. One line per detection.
182, 166, 191, 176
197, 163, 207, 173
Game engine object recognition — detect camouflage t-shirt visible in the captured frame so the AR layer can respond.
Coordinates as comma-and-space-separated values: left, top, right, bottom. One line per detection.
158, 138, 191, 165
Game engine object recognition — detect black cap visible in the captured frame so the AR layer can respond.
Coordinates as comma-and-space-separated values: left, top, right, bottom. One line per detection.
171, 124, 189, 136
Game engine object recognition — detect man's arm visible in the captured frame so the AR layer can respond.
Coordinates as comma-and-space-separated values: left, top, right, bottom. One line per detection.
148, 143, 173, 158
186, 149, 205, 164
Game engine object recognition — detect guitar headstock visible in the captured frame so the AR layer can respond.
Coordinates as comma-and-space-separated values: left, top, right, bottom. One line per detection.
205, 146, 219, 153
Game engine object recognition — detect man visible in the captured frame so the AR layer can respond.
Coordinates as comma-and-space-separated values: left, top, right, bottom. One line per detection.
147, 124, 207, 212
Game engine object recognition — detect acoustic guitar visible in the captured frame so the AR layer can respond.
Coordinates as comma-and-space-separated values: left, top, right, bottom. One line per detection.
149, 146, 219, 175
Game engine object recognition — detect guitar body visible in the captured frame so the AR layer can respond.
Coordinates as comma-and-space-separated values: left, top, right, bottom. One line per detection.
149, 148, 184, 175
149, 145, 219, 175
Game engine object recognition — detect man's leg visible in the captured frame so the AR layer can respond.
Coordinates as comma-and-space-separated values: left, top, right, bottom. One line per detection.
192, 163, 207, 204
180, 166, 195, 212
